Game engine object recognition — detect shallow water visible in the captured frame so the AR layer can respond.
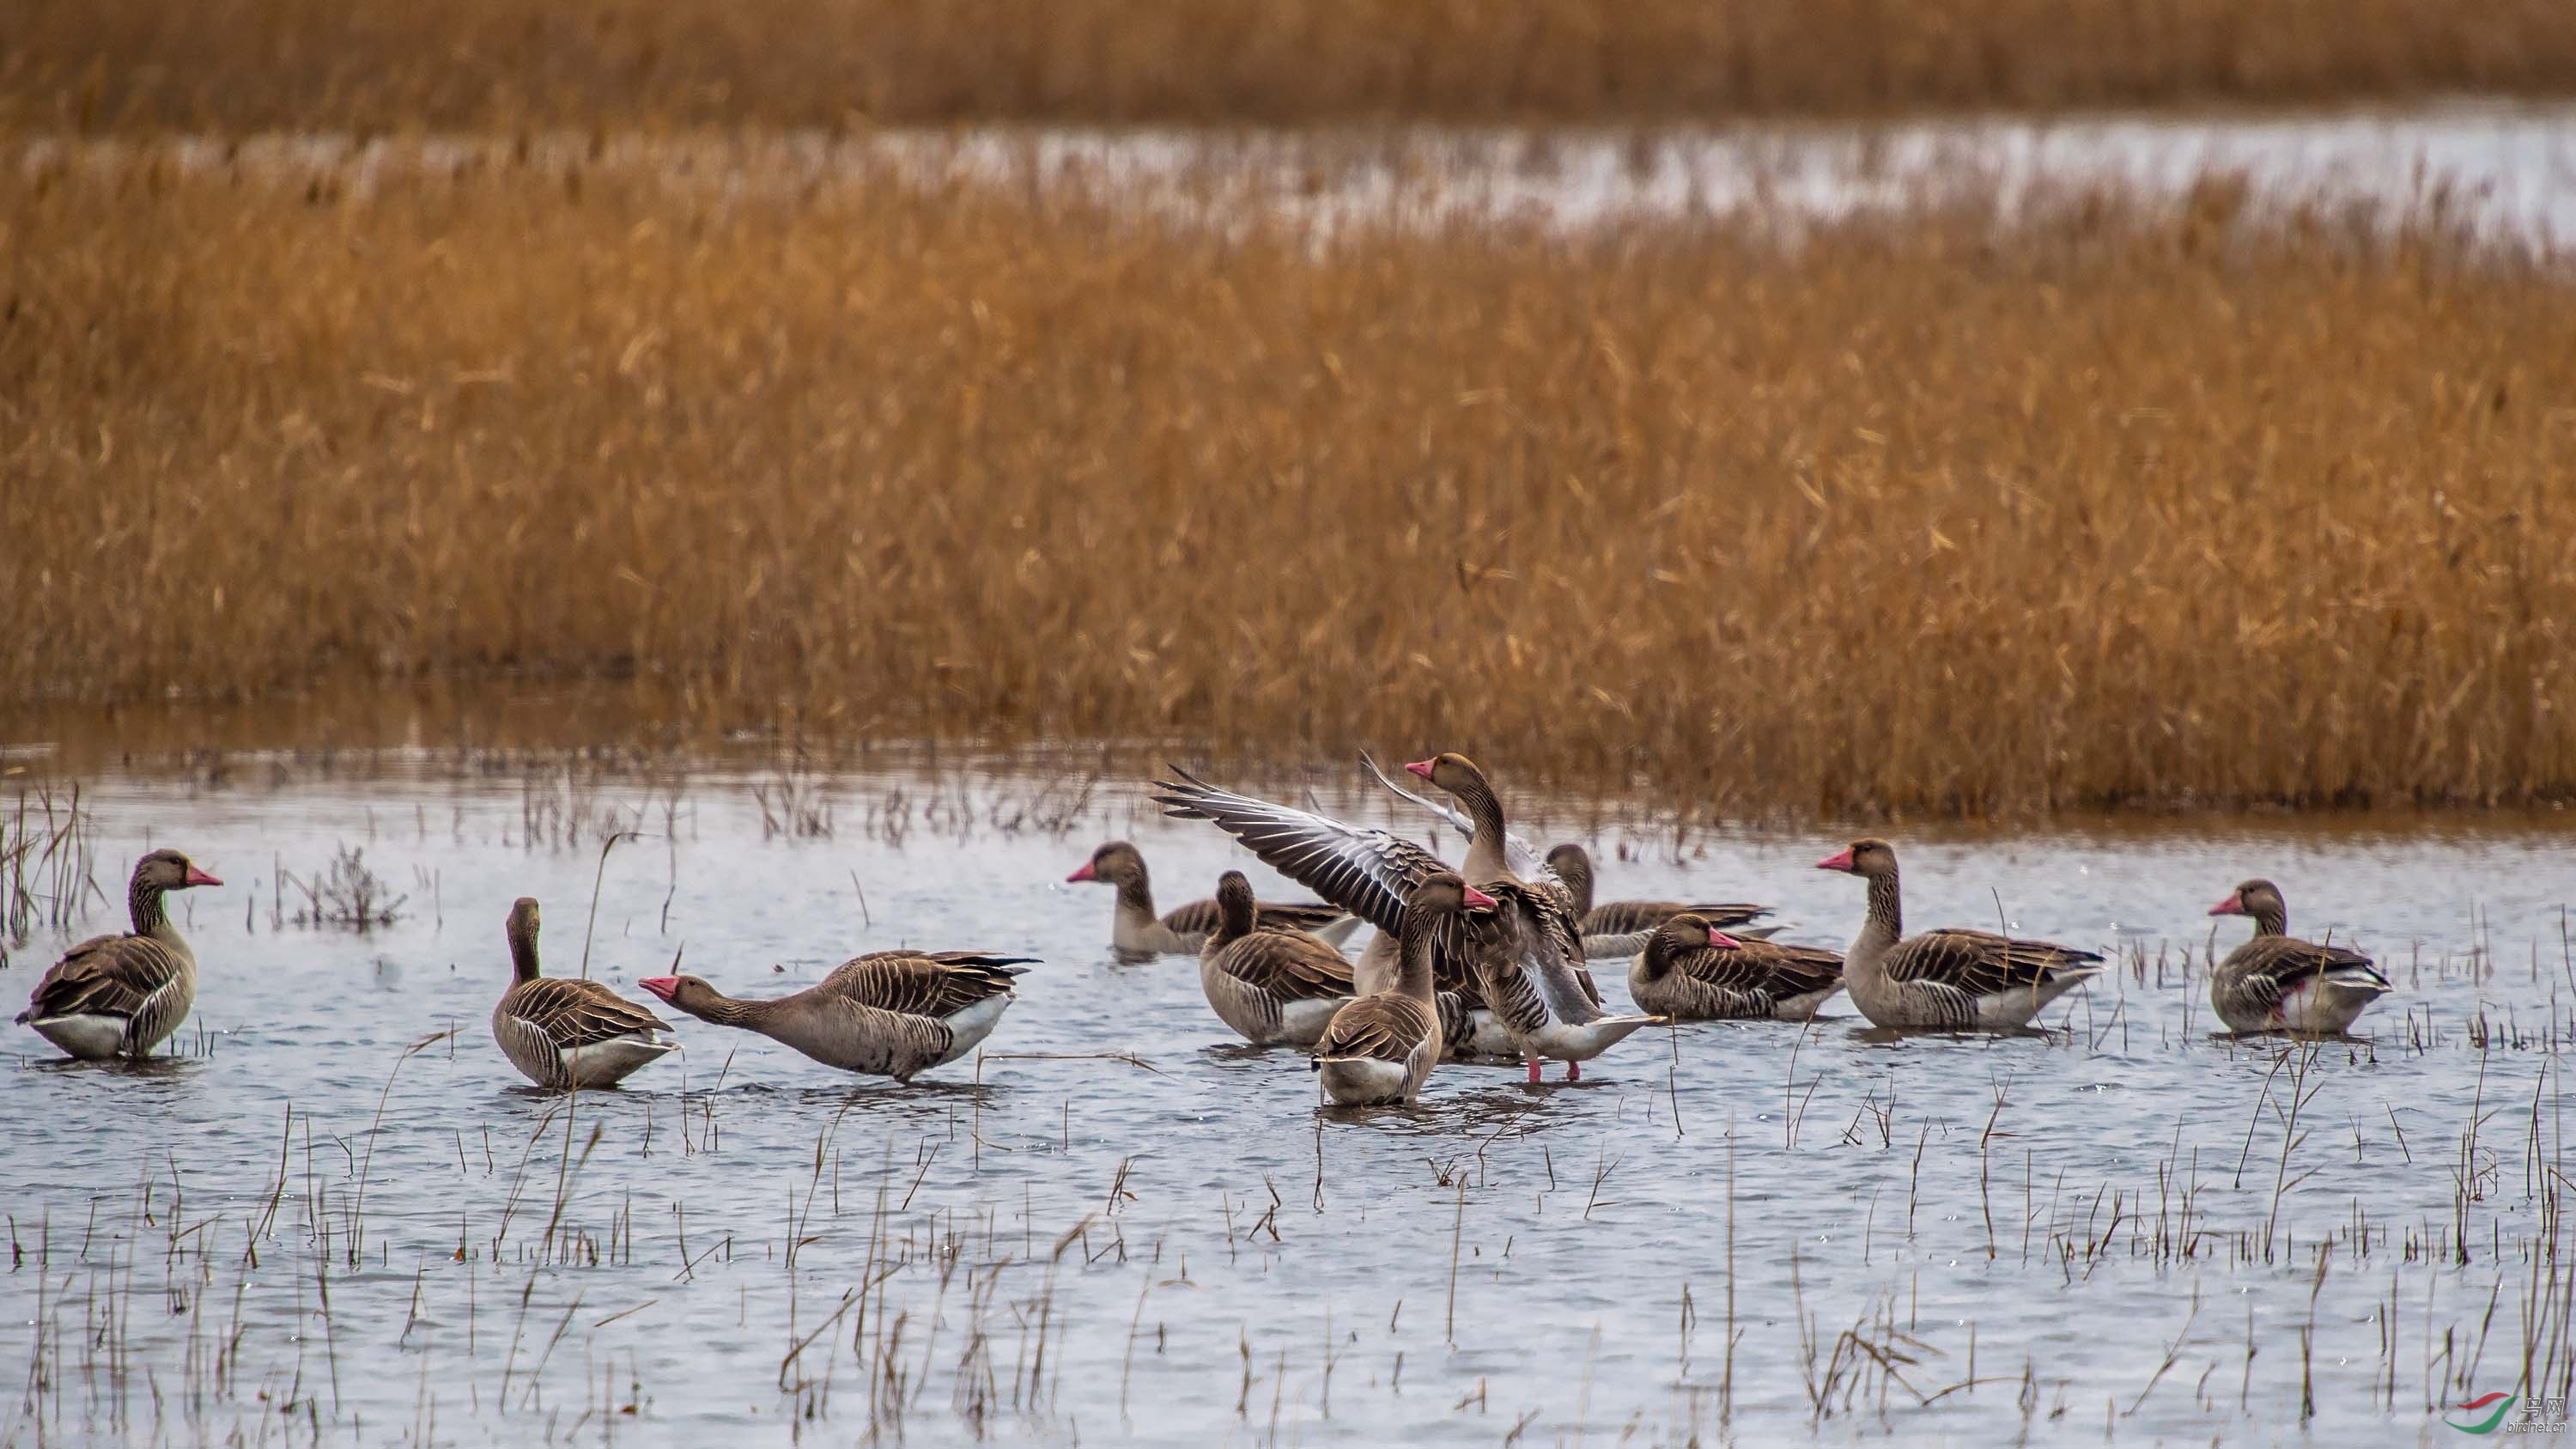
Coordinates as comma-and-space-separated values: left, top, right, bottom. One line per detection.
21, 101, 2576, 242
5, 755, 2574, 1446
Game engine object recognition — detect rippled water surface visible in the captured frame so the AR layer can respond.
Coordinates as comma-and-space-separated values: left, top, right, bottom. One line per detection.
24, 102, 2576, 241
6, 754, 2574, 1446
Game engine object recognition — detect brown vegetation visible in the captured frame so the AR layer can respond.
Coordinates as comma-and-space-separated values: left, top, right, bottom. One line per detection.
14, 0, 2576, 132
5, 142, 2573, 815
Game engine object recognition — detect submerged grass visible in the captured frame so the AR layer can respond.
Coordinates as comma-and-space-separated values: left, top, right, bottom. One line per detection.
6, 142, 2575, 815
15, 0, 2576, 131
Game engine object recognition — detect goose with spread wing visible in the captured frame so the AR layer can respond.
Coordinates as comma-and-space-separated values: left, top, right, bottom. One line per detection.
1155, 766, 1660, 1081
17, 849, 222, 1061
2207, 879, 2391, 1035
1199, 870, 1358, 1046
641, 949, 1034, 1082
1629, 912, 1845, 1021
1067, 841, 1357, 957
1815, 838, 2103, 1030
490, 898, 679, 1089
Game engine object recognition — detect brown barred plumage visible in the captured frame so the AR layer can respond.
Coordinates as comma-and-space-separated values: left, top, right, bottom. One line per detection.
19, 849, 219, 1061
642, 948, 1034, 1083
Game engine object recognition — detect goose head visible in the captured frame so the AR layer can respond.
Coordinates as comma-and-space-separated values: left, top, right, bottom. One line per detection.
1544, 843, 1592, 885
1655, 911, 1742, 954
1405, 870, 1498, 920
505, 898, 542, 978
2209, 879, 2284, 919
1214, 869, 1257, 932
1814, 837, 1897, 880
1066, 841, 1145, 887
137, 848, 223, 890
635, 974, 720, 1013
1401, 752, 1492, 800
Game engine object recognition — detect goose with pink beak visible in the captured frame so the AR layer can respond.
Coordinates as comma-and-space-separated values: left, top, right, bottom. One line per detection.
2205, 879, 2391, 1035
1815, 838, 2102, 1031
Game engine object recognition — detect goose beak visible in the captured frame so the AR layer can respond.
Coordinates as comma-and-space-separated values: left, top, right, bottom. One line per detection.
1065, 861, 1097, 883
2208, 893, 2244, 916
1462, 885, 1498, 910
1707, 928, 1741, 948
1814, 848, 1854, 872
637, 977, 678, 1002
1403, 758, 1437, 780
184, 865, 224, 887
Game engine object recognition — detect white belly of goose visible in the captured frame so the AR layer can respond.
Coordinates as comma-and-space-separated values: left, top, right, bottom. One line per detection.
932, 995, 1016, 1068
556, 1032, 679, 1089
29, 1014, 131, 1061
1524, 1014, 1657, 1062
1455, 1009, 1515, 1058
1318, 1056, 1414, 1105
1279, 998, 1344, 1045
1971, 971, 2099, 1030
2272, 973, 2385, 1034
1774, 985, 1844, 1021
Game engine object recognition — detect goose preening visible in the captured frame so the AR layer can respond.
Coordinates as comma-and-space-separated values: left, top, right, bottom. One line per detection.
1815, 839, 2104, 1030
1200, 871, 1358, 1047
640, 950, 1034, 1082
2207, 879, 2393, 1035
1153, 766, 1657, 1081
1543, 843, 1774, 959
1311, 873, 1496, 1105
16, 849, 220, 1061
1067, 841, 1356, 957
489, 898, 679, 1089
1629, 913, 1846, 1021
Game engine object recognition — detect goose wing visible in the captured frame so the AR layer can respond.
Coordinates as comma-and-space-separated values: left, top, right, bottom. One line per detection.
1155, 767, 1449, 936
1476, 880, 1610, 1028
1882, 928, 2102, 997
1212, 929, 1356, 1001
18, 933, 183, 1024
1160, 897, 1346, 939
1314, 994, 1437, 1064
1583, 899, 1772, 938
2225, 936, 2391, 1009
836, 952, 1034, 1019
1678, 939, 1845, 997
503, 977, 671, 1048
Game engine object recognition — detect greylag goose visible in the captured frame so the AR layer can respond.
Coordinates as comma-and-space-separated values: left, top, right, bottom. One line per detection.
1629, 913, 1846, 1021
1199, 871, 1358, 1047
1312, 873, 1496, 1105
1370, 751, 1558, 891
1815, 839, 2103, 1030
1154, 766, 1659, 1081
2207, 879, 2392, 1035
489, 898, 679, 1089
16, 849, 220, 1060
640, 950, 1034, 1082
1067, 841, 1356, 957
1544, 843, 1774, 959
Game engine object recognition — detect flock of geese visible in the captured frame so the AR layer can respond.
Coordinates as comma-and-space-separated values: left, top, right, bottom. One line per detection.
15, 754, 2397, 1106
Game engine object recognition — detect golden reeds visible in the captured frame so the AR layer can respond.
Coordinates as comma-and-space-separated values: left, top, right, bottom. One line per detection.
13, 0, 2576, 132
5, 142, 2573, 814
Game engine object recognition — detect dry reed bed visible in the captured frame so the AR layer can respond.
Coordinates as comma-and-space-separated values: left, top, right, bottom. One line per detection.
16, 0, 2576, 131
5, 143, 2574, 814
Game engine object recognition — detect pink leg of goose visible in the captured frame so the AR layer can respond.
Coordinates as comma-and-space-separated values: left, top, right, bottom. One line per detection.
1564, 1061, 1581, 1082
1524, 1057, 1542, 1084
